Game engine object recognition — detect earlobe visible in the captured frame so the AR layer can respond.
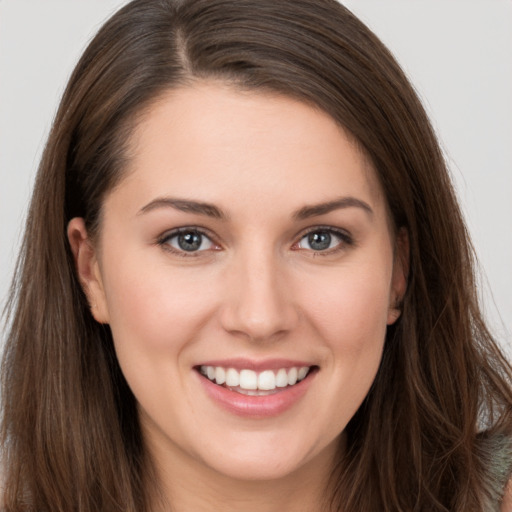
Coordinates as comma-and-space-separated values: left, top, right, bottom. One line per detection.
67, 218, 110, 324
387, 227, 409, 326
387, 307, 402, 325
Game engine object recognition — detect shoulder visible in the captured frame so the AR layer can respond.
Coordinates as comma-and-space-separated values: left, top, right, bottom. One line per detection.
478, 433, 512, 511
502, 478, 512, 512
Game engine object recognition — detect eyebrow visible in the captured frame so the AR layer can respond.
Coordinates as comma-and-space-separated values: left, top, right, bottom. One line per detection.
293, 197, 373, 220
137, 196, 373, 221
138, 198, 227, 219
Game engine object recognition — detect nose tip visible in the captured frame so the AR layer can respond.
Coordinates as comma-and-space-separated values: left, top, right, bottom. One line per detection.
231, 306, 294, 341
219, 257, 299, 342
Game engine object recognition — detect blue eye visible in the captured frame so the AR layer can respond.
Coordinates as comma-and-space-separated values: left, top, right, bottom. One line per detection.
297, 229, 351, 252
161, 229, 215, 253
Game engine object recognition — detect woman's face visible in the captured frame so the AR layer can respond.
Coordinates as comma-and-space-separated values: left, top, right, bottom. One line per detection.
70, 83, 406, 483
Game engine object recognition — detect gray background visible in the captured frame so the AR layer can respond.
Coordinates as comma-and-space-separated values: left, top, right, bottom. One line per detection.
1, 0, 511, 355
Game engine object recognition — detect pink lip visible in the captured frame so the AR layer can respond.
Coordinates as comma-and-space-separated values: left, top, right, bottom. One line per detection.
196, 358, 314, 371
195, 365, 317, 418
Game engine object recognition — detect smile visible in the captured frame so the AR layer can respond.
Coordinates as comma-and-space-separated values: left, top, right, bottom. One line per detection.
199, 365, 311, 395
195, 361, 318, 417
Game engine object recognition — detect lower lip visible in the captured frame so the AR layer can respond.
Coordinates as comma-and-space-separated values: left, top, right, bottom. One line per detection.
196, 370, 316, 418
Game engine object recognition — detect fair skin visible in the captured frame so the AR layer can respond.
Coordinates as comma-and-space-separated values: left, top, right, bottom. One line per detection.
68, 83, 406, 512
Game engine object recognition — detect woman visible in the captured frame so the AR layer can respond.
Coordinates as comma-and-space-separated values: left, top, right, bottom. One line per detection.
2, 0, 511, 510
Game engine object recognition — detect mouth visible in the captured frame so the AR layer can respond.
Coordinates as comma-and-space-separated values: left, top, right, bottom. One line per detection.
196, 364, 317, 396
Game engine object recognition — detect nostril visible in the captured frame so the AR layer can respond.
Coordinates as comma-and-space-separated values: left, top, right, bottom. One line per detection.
219, 303, 299, 342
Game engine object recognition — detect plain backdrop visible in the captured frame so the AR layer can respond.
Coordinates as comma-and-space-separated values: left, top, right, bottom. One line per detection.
0, 0, 511, 355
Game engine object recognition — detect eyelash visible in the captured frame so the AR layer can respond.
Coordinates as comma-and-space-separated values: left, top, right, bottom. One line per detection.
156, 226, 354, 258
157, 227, 219, 258
294, 226, 354, 256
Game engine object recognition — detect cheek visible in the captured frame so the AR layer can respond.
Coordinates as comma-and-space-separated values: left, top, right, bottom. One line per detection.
302, 267, 392, 345
99, 256, 222, 428
299, 263, 391, 397
100, 254, 220, 356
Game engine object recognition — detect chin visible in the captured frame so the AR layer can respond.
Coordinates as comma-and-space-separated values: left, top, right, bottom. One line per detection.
204, 452, 312, 482
193, 429, 340, 483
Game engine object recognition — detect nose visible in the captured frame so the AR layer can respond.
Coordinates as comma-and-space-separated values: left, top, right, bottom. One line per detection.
219, 247, 299, 342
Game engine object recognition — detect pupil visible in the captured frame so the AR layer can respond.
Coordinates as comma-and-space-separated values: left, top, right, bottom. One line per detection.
178, 232, 202, 251
308, 231, 331, 251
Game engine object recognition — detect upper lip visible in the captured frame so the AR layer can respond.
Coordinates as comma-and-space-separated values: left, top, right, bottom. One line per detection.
195, 358, 316, 372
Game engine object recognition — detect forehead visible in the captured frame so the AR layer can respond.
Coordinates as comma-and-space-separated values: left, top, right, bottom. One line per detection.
111, 82, 387, 219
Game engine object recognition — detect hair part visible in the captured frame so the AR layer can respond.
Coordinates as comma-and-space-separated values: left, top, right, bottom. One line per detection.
2, 1, 511, 510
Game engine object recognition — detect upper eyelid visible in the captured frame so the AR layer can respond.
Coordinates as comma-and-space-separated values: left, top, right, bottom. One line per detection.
297, 225, 352, 240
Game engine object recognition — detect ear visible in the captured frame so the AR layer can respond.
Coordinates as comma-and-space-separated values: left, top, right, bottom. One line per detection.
387, 227, 409, 325
67, 218, 110, 324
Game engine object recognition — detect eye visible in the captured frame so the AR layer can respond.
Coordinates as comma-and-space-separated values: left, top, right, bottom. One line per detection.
296, 228, 352, 252
159, 228, 216, 254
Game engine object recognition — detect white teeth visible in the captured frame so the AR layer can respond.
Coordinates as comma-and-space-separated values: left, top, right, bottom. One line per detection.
258, 370, 276, 390
225, 368, 239, 387
287, 367, 298, 386
275, 368, 289, 388
215, 367, 226, 385
298, 366, 308, 380
239, 369, 258, 390
200, 365, 311, 391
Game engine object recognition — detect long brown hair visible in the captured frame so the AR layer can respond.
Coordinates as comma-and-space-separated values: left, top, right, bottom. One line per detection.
2, 1, 511, 510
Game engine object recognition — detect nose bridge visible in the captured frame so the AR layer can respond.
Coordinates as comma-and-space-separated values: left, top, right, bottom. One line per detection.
220, 242, 298, 341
